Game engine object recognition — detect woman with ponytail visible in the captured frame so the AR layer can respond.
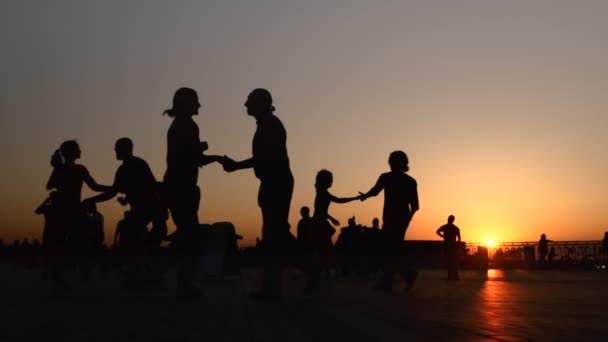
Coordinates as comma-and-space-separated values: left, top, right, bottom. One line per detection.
162, 87, 222, 298
45, 140, 109, 291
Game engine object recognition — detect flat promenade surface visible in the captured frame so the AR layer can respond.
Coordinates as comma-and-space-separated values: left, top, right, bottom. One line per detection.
1, 266, 608, 341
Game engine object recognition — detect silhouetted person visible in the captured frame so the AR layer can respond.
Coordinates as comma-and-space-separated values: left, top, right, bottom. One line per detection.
162, 88, 223, 298
223, 88, 294, 302
360, 151, 419, 292
548, 247, 556, 263
35, 192, 59, 251
114, 211, 131, 250
371, 218, 380, 231
83, 138, 163, 288
335, 216, 361, 277
306, 170, 360, 291
538, 233, 552, 265
46, 140, 109, 292
76, 202, 104, 277
436, 215, 461, 281
86, 203, 104, 247
297, 206, 312, 249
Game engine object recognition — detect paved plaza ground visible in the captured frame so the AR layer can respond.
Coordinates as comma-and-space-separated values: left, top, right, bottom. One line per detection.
1, 266, 608, 341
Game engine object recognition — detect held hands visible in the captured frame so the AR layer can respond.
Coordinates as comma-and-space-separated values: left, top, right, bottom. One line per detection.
358, 192, 368, 201
219, 155, 237, 172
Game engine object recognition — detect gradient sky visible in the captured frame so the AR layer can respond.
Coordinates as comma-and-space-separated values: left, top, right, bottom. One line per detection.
1, 0, 607, 246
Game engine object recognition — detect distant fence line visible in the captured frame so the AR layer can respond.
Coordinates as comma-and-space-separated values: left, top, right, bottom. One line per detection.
463, 241, 608, 269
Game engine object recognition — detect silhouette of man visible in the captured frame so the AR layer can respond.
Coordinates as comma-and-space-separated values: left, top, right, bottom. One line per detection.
83, 138, 162, 287
297, 206, 312, 250
538, 233, 552, 265
360, 151, 419, 292
223, 88, 294, 302
436, 215, 461, 280
114, 211, 131, 249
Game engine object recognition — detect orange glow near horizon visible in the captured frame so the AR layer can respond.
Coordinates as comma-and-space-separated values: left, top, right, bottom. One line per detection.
485, 239, 496, 248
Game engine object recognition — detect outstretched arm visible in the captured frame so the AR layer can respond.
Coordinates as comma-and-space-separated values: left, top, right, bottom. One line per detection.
222, 156, 255, 172
327, 214, 340, 226
83, 173, 112, 193
328, 192, 361, 204
199, 154, 225, 167
82, 188, 119, 206
359, 176, 384, 201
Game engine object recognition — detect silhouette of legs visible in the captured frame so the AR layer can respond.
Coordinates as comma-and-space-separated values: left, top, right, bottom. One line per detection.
166, 184, 202, 297
374, 226, 417, 292
251, 177, 293, 301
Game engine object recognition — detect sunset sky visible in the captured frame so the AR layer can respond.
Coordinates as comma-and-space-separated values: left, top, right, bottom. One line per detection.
1, 0, 607, 246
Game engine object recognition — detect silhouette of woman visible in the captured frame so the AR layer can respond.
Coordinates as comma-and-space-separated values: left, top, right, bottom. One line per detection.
45, 140, 109, 291
162, 87, 222, 297
223, 88, 294, 301
307, 169, 360, 291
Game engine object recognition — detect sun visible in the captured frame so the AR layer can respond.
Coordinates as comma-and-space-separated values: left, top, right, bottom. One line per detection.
485, 239, 496, 248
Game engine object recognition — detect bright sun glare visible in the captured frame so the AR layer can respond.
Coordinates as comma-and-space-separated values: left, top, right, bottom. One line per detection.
485, 239, 496, 248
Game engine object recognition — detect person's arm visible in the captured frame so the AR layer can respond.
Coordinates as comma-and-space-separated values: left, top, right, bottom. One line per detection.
359, 175, 385, 201
46, 168, 59, 190
436, 227, 445, 239
327, 214, 340, 226
83, 189, 119, 206
82, 168, 112, 193
328, 192, 361, 204
457, 229, 461, 242
409, 185, 419, 219
199, 154, 225, 167
223, 157, 255, 172
113, 225, 120, 247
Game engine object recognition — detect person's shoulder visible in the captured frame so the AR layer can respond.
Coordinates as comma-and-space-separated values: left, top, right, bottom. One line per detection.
379, 171, 392, 179
133, 156, 150, 167
74, 163, 90, 174
404, 173, 417, 184
267, 114, 285, 129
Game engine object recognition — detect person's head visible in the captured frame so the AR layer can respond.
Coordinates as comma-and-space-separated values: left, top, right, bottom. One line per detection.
245, 88, 274, 117
163, 87, 200, 118
372, 218, 379, 228
59, 140, 81, 162
315, 169, 333, 190
348, 216, 356, 227
448, 215, 455, 224
388, 150, 409, 172
300, 206, 310, 218
114, 137, 133, 161
541, 233, 546, 240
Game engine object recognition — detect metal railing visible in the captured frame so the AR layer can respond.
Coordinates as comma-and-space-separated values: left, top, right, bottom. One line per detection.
464, 241, 608, 269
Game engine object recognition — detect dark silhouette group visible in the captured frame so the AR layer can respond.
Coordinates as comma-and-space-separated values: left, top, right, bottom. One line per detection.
35, 87, 424, 300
